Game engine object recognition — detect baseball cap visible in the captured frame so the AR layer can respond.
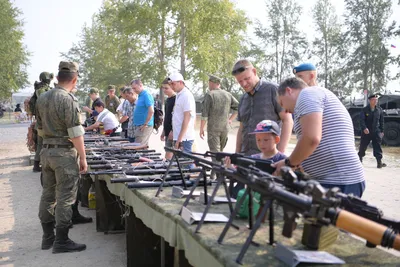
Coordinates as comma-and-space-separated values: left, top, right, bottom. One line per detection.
293, 63, 316, 74
249, 120, 280, 136
58, 61, 80, 77
168, 72, 185, 83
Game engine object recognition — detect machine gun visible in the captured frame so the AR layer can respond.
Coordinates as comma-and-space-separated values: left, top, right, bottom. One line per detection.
213, 160, 400, 264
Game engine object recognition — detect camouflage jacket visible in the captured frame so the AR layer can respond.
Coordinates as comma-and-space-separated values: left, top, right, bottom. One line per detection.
201, 88, 239, 133
36, 85, 84, 144
105, 95, 121, 114
35, 82, 51, 97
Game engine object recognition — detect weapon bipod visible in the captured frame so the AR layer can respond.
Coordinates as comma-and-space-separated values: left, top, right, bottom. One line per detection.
155, 152, 188, 197
218, 186, 275, 265
182, 171, 239, 234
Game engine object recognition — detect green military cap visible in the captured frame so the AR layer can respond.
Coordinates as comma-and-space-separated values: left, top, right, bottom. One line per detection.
39, 72, 54, 81
58, 61, 80, 76
208, 74, 222, 83
89, 87, 99, 94
108, 85, 116, 90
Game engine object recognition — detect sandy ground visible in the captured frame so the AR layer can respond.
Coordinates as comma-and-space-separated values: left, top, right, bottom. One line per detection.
0, 119, 399, 266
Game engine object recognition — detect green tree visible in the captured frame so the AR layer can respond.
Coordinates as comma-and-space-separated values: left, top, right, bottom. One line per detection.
62, 0, 248, 98
343, 0, 394, 94
311, 0, 345, 90
0, 0, 30, 100
253, 0, 308, 83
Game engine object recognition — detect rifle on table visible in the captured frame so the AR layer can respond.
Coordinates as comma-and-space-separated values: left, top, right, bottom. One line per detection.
87, 167, 203, 176
110, 173, 189, 183
213, 160, 400, 264
126, 179, 195, 189
86, 152, 162, 161
86, 144, 149, 151
88, 159, 194, 169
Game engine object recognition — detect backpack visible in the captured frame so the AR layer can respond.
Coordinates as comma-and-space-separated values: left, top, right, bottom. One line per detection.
153, 106, 164, 133
28, 92, 37, 116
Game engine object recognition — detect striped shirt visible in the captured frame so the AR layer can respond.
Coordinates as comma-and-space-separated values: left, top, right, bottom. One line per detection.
294, 87, 365, 185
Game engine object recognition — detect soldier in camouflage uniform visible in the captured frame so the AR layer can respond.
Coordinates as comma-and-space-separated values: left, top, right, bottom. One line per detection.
200, 74, 239, 178
105, 85, 121, 114
36, 61, 87, 253
33, 72, 54, 172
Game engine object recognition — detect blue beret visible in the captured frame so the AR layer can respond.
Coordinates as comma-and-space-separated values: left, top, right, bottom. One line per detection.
293, 63, 316, 74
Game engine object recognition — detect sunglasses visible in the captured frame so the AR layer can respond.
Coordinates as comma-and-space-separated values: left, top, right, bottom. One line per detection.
231, 66, 251, 75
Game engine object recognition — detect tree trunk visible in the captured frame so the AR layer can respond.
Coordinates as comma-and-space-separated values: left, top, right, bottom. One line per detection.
180, 18, 186, 77
159, 12, 167, 106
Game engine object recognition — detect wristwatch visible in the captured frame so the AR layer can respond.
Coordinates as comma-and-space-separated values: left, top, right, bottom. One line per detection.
284, 158, 296, 168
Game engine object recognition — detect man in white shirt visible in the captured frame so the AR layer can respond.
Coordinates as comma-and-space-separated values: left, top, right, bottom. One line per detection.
168, 72, 196, 153
84, 101, 121, 136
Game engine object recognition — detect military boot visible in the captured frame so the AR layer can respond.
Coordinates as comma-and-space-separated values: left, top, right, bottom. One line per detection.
33, 161, 41, 172
377, 159, 387, 169
71, 202, 93, 225
41, 222, 55, 250
52, 227, 86, 253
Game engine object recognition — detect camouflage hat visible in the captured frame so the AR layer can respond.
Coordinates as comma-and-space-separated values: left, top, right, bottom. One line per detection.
39, 72, 54, 82
58, 61, 80, 77
89, 87, 99, 95
208, 74, 222, 84
108, 85, 116, 90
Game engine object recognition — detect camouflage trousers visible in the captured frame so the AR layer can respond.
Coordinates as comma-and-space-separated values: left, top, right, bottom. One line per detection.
208, 130, 228, 173
207, 130, 228, 154
39, 147, 79, 228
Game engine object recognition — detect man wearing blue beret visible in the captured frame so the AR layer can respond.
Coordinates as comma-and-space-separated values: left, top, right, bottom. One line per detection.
292, 63, 317, 86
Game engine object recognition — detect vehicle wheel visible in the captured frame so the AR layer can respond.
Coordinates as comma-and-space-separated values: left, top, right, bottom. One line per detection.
383, 121, 400, 146
351, 112, 361, 136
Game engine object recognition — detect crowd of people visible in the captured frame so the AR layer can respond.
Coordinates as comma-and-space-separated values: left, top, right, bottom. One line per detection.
29, 57, 387, 254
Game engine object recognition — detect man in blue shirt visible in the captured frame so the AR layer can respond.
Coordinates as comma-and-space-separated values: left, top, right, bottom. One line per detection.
131, 79, 154, 145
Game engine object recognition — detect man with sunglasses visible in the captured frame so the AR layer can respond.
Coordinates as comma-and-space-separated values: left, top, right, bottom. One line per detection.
231, 59, 293, 197
232, 59, 293, 155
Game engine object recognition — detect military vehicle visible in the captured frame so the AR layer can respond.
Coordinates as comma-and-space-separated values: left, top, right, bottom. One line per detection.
345, 94, 400, 146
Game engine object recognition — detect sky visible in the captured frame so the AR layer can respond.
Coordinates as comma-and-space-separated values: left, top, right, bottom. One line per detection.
13, 0, 400, 93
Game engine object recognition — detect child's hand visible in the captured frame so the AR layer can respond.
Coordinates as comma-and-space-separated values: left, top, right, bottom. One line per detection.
224, 156, 232, 169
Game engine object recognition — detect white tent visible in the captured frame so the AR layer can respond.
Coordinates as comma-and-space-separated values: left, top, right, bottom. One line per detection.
12, 92, 33, 107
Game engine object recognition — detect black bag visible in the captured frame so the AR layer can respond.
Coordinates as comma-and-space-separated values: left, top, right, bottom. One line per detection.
153, 106, 164, 133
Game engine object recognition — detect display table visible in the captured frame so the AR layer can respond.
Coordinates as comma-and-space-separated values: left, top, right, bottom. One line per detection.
99, 174, 400, 267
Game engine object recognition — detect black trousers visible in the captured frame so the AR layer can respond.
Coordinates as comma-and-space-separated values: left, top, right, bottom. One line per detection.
358, 132, 383, 160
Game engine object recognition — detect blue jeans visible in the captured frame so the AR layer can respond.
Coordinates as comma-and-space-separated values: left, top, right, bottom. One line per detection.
173, 140, 194, 153
320, 181, 366, 198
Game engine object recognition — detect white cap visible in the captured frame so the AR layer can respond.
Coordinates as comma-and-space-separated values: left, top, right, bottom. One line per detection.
168, 72, 185, 83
